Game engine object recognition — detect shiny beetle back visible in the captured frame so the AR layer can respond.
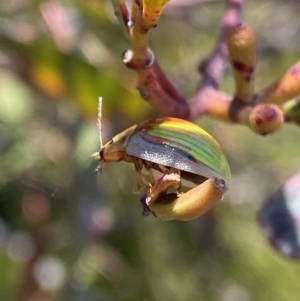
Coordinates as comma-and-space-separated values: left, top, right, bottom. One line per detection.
124, 117, 230, 181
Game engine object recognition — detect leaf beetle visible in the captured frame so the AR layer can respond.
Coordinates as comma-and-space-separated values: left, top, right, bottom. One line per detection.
93, 98, 230, 221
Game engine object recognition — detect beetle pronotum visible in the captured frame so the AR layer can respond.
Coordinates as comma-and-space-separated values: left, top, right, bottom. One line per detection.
93, 98, 230, 221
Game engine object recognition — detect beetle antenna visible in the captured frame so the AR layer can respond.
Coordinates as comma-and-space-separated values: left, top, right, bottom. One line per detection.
97, 96, 103, 148
91, 97, 103, 164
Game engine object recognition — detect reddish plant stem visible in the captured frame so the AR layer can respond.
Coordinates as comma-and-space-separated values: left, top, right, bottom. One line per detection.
122, 0, 297, 129
189, 0, 245, 121
152, 61, 188, 109
120, 1, 189, 118
135, 61, 190, 117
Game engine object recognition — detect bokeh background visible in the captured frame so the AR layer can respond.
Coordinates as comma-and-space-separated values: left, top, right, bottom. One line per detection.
1, 0, 300, 300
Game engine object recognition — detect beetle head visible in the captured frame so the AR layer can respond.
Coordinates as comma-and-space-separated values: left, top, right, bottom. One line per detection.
93, 125, 137, 166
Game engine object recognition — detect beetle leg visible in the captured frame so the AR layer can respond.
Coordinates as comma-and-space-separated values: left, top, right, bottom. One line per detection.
133, 159, 152, 192
157, 164, 171, 174
145, 173, 181, 206
169, 168, 182, 195
135, 170, 153, 193
140, 195, 153, 216
148, 177, 227, 221
133, 158, 144, 174
139, 172, 181, 217
135, 173, 145, 193
146, 168, 156, 186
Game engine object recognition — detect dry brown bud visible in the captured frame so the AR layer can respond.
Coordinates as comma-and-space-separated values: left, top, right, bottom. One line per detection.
248, 103, 284, 135
227, 24, 257, 103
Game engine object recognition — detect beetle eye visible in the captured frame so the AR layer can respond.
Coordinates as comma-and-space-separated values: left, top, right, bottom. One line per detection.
99, 148, 105, 159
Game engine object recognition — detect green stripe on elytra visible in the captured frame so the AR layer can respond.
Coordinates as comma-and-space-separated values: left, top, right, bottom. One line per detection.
150, 129, 216, 162
149, 129, 222, 170
150, 127, 222, 162
150, 125, 221, 154
162, 128, 227, 175
148, 127, 225, 175
139, 131, 198, 164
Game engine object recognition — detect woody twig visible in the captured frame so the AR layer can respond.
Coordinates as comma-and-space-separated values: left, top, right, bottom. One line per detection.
119, 0, 189, 118
117, 0, 300, 134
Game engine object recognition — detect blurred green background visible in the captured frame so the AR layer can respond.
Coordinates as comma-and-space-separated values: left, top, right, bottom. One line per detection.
1, 0, 300, 300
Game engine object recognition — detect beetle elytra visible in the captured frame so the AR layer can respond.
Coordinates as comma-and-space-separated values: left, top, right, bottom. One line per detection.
93, 98, 230, 221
